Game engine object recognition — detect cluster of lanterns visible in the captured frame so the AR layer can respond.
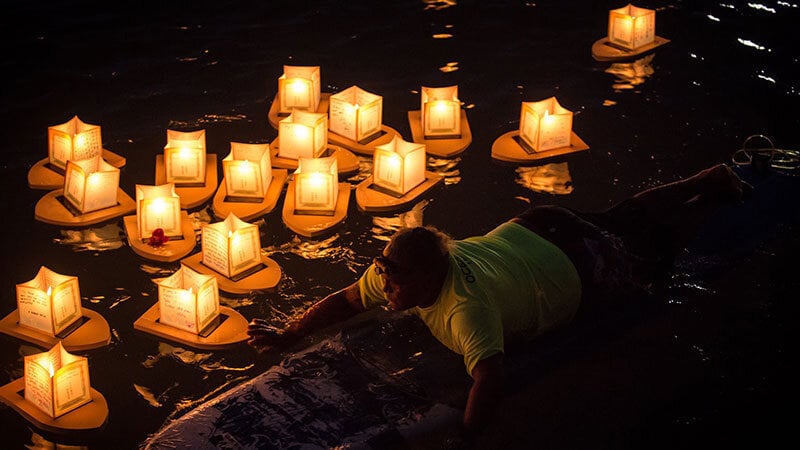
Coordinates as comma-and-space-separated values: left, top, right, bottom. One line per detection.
3, 3, 665, 434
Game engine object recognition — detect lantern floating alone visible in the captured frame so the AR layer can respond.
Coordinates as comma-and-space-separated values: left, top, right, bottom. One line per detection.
592, 4, 669, 62
407, 85, 472, 158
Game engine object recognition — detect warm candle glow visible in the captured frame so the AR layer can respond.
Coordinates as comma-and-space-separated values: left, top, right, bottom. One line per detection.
278, 65, 321, 113
63, 155, 120, 214
47, 116, 103, 170
164, 129, 207, 185
519, 97, 573, 152
157, 265, 220, 334
329, 85, 383, 142
278, 110, 328, 160
223, 143, 272, 199
136, 183, 182, 241
294, 156, 338, 214
421, 85, 461, 139
17, 266, 82, 338
608, 4, 656, 51
372, 135, 426, 196
201, 212, 261, 279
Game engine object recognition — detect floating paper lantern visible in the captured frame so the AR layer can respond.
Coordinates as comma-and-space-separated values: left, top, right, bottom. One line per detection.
519, 97, 573, 152
329, 85, 383, 143
222, 142, 272, 199
373, 136, 426, 196
294, 156, 338, 215
15, 266, 82, 337
156, 264, 220, 335
164, 129, 207, 185
24, 341, 92, 418
421, 85, 461, 139
608, 4, 655, 51
278, 65, 321, 114
278, 110, 328, 160
136, 183, 182, 241
47, 116, 103, 171
201, 213, 262, 279
62, 155, 120, 214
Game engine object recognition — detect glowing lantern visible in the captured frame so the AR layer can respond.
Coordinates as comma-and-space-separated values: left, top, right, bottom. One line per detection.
15, 266, 82, 337
23, 341, 91, 418
222, 142, 273, 199
156, 264, 220, 335
421, 85, 461, 139
278, 65, 321, 114
519, 97, 573, 152
608, 4, 655, 51
164, 129, 207, 185
201, 213, 262, 279
62, 155, 120, 214
136, 183, 182, 241
294, 156, 338, 215
47, 116, 103, 171
373, 136, 426, 196
329, 85, 383, 143
278, 110, 328, 160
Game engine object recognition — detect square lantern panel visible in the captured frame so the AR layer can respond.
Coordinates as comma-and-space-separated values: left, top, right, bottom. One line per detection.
608, 4, 656, 50
136, 183, 183, 241
222, 142, 272, 199
156, 264, 220, 335
63, 155, 120, 214
278, 110, 328, 160
294, 156, 338, 215
16, 266, 82, 337
329, 85, 383, 143
519, 97, 573, 152
47, 116, 103, 171
372, 136, 427, 197
201, 212, 262, 279
278, 65, 321, 114
24, 341, 92, 418
421, 85, 461, 139
164, 129, 207, 185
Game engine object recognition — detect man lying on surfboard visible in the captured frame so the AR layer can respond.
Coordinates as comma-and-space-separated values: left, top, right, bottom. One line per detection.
247, 163, 751, 442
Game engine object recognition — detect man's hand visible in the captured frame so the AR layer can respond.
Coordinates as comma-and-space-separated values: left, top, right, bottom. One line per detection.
246, 318, 300, 353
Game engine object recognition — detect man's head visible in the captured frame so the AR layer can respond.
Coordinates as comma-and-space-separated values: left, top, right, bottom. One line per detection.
375, 226, 452, 310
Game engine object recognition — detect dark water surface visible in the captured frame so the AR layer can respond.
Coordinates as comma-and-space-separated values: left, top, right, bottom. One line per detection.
0, 0, 797, 448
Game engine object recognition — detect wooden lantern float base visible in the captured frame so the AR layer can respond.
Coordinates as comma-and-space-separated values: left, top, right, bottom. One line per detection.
0, 308, 111, 352
0, 378, 108, 434
180, 252, 282, 295
34, 188, 136, 227
591, 36, 670, 62
268, 142, 360, 176
490, 130, 590, 164
27, 149, 127, 190
155, 154, 219, 210
212, 169, 289, 222
327, 125, 402, 157
267, 93, 332, 130
282, 181, 350, 238
355, 172, 444, 213
133, 304, 249, 350
123, 211, 197, 263
407, 110, 472, 158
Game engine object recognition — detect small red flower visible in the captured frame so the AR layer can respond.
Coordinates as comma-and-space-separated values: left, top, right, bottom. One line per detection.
148, 228, 169, 247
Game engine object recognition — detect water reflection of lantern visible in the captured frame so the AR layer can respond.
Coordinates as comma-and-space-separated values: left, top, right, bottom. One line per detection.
16, 266, 82, 337
63, 155, 120, 214
24, 341, 92, 418
47, 116, 103, 171
373, 136, 426, 196
329, 85, 383, 143
421, 85, 461, 139
136, 183, 182, 242
294, 156, 338, 215
278, 65, 321, 114
222, 142, 272, 200
519, 97, 573, 152
156, 264, 220, 335
608, 4, 655, 51
164, 129, 207, 185
278, 110, 328, 160
201, 213, 262, 279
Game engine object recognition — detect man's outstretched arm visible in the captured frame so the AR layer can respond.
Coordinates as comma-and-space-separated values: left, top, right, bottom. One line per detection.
463, 352, 505, 437
247, 282, 365, 353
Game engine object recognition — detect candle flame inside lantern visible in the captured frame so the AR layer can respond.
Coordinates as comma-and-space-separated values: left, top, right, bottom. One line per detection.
150, 197, 167, 215
290, 80, 306, 95
179, 147, 193, 159
48, 360, 55, 378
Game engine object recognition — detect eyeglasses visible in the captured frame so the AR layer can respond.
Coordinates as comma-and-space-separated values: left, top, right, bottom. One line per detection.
373, 255, 406, 278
